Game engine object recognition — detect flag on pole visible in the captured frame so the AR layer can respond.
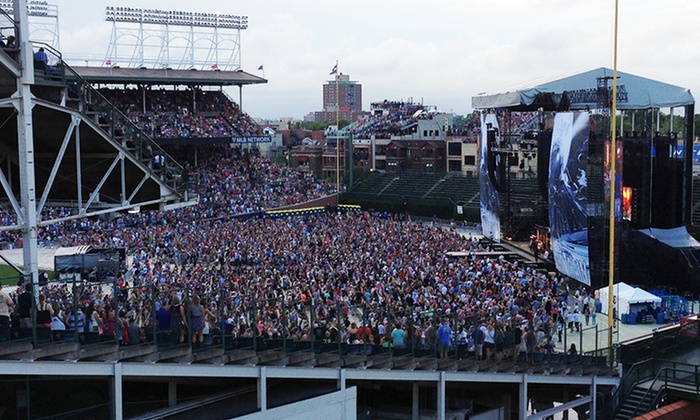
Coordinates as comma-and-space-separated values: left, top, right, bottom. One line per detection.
258, 65, 264, 71
329, 62, 338, 75
211, 63, 218, 69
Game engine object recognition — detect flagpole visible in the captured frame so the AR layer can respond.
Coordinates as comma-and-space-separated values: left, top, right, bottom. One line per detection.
607, 0, 619, 363
335, 60, 340, 205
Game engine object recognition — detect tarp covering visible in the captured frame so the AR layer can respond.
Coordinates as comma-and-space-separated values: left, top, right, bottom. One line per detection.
638, 226, 700, 249
472, 67, 694, 110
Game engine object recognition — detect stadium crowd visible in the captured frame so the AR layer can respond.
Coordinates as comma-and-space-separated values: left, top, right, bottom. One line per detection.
0, 158, 594, 363
0, 99, 593, 362
98, 88, 263, 138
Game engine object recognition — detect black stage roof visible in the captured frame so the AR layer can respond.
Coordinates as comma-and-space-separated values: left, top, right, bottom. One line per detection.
68, 66, 267, 87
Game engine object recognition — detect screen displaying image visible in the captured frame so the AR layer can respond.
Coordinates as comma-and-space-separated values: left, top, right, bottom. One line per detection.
548, 112, 591, 285
479, 113, 501, 242
622, 186, 633, 221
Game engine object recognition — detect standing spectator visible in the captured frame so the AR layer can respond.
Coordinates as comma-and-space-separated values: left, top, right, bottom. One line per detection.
437, 318, 452, 359
156, 301, 171, 333
128, 316, 142, 345
391, 323, 405, 349
590, 299, 597, 325
66, 304, 85, 335
85, 302, 103, 333
472, 323, 484, 360
525, 326, 536, 365
36, 293, 54, 329
17, 283, 33, 330
51, 302, 66, 341
190, 295, 213, 348
101, 305, 117, 339
170, 295, 187, 344
0, 282, 13, 342
483, 324, 496, 360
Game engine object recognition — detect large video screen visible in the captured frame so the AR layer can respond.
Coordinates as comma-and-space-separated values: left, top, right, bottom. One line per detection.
479, 113, 501, 242
548, 112, 590, 285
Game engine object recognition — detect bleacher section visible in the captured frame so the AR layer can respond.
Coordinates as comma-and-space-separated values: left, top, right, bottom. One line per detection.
388, 174, 444, 198
98, 88, 263, 139
426, 176, 481, 207
350, 173, 395, 196
351, 173, 482, 207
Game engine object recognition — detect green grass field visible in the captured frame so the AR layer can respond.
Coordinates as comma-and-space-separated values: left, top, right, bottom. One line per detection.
0, 264, 22, 286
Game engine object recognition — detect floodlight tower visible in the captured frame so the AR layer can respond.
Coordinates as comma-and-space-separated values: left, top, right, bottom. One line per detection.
103, 6, 248, 70
0, 0, 60, 50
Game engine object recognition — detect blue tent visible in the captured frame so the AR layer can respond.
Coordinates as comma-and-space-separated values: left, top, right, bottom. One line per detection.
472, 67, 694, 110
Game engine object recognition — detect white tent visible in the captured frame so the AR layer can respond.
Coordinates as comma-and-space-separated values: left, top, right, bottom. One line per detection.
619, 288, 662, 316
597, 282, 633, 315
597, 282, 661, 315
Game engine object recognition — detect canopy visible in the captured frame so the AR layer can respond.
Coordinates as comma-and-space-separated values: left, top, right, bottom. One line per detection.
639, 226, 700, 249
597, 282, 661, 315
472, 67, 694, 111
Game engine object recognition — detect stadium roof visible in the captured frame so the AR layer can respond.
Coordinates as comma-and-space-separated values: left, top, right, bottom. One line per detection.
68, 66, 267, 87
472, 67, 694, 111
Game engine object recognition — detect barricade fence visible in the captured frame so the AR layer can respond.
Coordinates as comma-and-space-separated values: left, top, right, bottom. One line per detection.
0, 278, 618, 367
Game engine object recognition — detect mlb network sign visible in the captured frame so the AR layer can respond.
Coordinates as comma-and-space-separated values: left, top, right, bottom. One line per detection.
232, 136, 272, 144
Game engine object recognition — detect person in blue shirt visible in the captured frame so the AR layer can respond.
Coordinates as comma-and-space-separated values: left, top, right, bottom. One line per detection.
391, 323, 405, 349
34, 47, 48, 67
437, 318, 452, 358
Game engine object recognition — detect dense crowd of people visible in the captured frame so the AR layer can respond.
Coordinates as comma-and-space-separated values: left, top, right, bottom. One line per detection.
1, 200, 596, 362
0, 101, 596, 362
98, 88, 263, 139
0, 138, 598, 363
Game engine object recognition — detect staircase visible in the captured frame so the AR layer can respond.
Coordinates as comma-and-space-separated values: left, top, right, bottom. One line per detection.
61, 61, 197, 204
615, 383, 654, 419
612, 359, 700, 419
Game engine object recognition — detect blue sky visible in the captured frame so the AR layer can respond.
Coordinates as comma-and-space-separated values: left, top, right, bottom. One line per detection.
48, 0, 700, 120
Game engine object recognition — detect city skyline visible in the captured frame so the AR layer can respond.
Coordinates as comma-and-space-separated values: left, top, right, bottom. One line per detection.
48, 0, 700, 120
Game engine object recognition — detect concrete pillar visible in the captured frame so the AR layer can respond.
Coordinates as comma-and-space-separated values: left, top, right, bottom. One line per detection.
412, 383, 419, 420
437, 371, 446, 420
519, 375, 528, 420
112, 363, 123, 420
257, 366, 267, 411
338, 368, 346, 390
591, 376, 597, 420
168, 381, 177, 407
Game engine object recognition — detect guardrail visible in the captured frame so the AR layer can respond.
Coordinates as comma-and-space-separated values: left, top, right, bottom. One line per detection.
0, 274, 622, 372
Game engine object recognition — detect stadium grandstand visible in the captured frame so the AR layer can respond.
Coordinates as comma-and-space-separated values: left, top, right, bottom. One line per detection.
1, 2, 700, 420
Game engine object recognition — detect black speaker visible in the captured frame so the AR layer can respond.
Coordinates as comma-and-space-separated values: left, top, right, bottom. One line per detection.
537, 129, 552, 200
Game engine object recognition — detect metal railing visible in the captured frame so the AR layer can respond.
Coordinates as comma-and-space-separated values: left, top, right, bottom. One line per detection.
612, 359, 700, 418
0, 278, 622, 372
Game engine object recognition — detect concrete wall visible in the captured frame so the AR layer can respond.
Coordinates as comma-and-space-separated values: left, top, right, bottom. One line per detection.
238, 387, 357, 420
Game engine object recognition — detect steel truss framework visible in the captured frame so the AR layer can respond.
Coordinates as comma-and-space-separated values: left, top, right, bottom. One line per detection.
0, 98, 185, 231
0, 0, 195, 295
